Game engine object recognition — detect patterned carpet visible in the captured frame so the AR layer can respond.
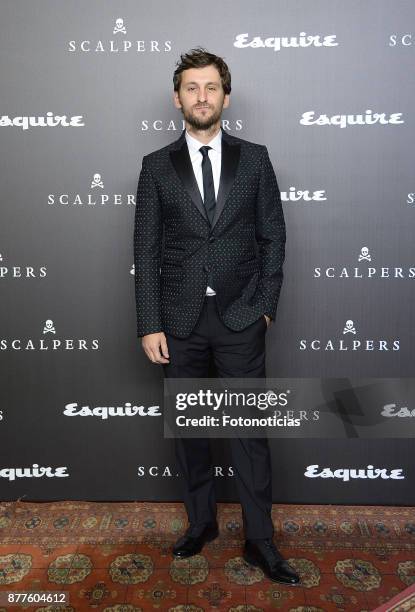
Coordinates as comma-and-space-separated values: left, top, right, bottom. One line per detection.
0, 501, 414, 611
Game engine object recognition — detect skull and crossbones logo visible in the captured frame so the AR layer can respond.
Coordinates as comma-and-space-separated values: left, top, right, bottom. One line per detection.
358, 246, 371, 262
43, 319, 56, 334
91, 173, 104, 189
343, 319, 356, 335
113, 18, 126, 35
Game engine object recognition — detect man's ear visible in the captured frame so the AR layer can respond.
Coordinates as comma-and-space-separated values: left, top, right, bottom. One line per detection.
173, 91, 182, 109
223, 93, 230, 109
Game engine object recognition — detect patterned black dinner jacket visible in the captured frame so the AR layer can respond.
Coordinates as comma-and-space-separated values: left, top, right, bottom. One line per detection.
134, 126, 286, 338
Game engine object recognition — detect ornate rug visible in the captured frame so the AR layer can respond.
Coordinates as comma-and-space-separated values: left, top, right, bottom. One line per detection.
0, 501, 414, 611
371, 581, 415, 611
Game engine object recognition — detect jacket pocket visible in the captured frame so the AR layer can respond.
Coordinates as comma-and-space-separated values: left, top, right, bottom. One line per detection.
161, 263, 184, 280
237, 258, 260, 277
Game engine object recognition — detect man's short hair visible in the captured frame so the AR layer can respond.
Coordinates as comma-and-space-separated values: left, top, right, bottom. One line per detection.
173, 46, 231, 94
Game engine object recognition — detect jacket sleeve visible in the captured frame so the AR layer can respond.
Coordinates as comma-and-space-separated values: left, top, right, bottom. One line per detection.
255, 145, 286, 321
134, 154, 164, 337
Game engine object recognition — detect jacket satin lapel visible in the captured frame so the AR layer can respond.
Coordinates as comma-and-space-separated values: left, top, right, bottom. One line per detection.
168, 128, 241, 229
169, 133, 208, 223
212, 134, 240, 230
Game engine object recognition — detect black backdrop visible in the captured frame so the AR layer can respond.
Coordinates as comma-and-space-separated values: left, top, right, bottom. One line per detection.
1, 0, 414, 504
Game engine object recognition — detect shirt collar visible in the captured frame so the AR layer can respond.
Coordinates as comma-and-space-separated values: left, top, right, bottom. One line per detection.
185, 128, 222, 158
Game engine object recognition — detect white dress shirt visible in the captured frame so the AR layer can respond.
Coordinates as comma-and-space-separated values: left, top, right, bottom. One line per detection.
185, 129, 222, 296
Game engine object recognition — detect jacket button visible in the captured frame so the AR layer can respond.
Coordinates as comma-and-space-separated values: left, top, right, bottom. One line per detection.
203, 264, 210, 272
209, 236, 215, 243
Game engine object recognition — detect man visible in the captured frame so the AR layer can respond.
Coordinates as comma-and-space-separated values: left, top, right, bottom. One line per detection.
134, 47, 299, 586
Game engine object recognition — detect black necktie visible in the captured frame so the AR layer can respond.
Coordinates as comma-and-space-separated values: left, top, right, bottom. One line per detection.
199, 146, 216, 225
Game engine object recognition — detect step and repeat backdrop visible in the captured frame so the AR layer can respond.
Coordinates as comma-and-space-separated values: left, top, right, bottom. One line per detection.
1, 1, 414, 504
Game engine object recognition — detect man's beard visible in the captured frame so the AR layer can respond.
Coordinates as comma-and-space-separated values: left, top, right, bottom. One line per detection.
180, 104, 223, 131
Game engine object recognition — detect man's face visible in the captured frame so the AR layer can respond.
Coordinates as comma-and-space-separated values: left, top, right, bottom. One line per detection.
173, 65, 230, 130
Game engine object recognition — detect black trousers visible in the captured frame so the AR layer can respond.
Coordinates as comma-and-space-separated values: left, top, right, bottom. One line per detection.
163, 294, 274, 540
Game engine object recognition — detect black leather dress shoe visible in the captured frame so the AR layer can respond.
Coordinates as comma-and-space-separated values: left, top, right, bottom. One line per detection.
172, 522, 219, 558
243, 538, 301, 585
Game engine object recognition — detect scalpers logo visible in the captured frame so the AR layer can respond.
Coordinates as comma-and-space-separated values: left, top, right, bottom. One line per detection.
0, 252, 47, 279
299, 319, 400, 351
233, 31, 338, 52
314, 246, 415, 280
137, 465, 235, 477
141, 119, 243, 132
48, 172, 136, 208
389, 34, 414, 47
381, 404, 415, 418
0, 113, 85, 131
0, 464, 69, 481
300, 109, 404, 128
407, 192, 415, 206
63, 402, 161, 419
0, 320, 100, 351
68, 17, 172, 53
281, 187, 327, 203
305, 464, 404, 481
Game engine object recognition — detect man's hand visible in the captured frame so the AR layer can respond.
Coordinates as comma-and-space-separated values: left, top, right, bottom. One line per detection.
263, 314, 271, 328
141, 332, 170, 364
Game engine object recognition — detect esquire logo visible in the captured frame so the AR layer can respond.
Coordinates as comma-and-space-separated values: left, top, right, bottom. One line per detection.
0, 252, 47, 279
67, 17, 172, 53
0, 320, 100, 351
0, 113, 85, 131
313, 246, 415, 280
300, 109, 404, 128
381, 404, 415, 418
137, 465, 235, 477
0, 464, 69, 481
305, 464, 404, 481
63, 402, 161, 419
48, 172, 136, 208
281, 187, 327, 203
299, 319, 400, 352
233, 31, 338, 52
